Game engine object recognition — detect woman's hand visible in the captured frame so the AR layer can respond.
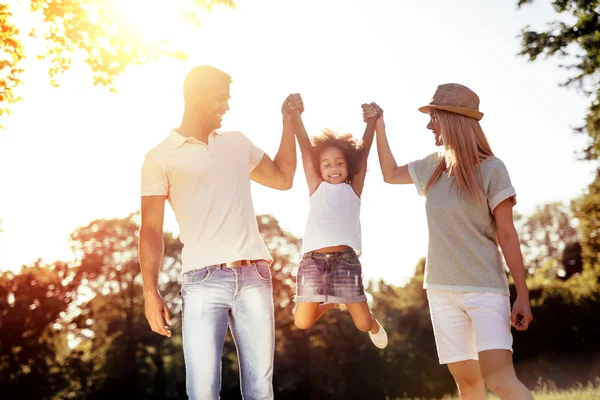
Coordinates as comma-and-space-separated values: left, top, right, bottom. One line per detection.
511, 292, 533, 331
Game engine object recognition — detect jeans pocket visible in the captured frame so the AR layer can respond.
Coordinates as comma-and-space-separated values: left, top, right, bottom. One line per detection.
339, 258, 361, 271
300, 252, 311, 263
182, 267, 212, 285
253, 262, 272, 282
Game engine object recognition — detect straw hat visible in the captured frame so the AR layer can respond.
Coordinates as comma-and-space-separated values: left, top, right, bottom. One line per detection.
418, 83, 484, 121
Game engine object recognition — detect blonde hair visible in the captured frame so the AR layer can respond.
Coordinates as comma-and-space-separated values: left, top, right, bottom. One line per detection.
424, 110, 494, 202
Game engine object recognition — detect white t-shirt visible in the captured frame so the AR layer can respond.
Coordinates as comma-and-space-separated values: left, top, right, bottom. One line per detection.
141, 129, 273, 274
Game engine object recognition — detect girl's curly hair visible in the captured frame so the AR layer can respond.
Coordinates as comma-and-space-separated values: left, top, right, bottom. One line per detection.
310, 129, 365, 183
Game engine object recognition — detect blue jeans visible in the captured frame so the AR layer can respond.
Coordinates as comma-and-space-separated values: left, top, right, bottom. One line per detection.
181, 261, 275, 400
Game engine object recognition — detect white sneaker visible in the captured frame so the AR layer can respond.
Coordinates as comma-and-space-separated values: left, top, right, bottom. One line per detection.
369, 320, 388, 349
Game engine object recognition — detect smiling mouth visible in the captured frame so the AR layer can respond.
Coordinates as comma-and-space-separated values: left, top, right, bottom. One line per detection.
329, 174, 341, 178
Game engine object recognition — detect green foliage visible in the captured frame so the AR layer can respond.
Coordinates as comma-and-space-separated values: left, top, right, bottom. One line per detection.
69, 212, 184, 399
0, 261, 79, 399
515, 202, 580, 277
0, 4, 25, 119
511, 193, 600, 372
0, 0, 236, 127
514, 270, 600, 359
516, 10, 600, 371
2, 209, 600, 398
518, 0, 600, 161
573, 174, 600, 275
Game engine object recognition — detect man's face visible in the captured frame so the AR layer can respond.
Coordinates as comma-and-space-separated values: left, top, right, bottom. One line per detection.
196, 81, 231, 131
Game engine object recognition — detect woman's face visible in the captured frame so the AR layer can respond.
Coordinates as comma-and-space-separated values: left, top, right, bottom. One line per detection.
427, 113, 443, 147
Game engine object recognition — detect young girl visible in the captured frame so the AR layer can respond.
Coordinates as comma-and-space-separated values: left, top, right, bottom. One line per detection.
370, 83, 533, 399
287, 97, 388, 349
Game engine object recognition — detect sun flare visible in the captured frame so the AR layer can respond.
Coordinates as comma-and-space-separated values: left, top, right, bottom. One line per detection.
110, 0, 226, 49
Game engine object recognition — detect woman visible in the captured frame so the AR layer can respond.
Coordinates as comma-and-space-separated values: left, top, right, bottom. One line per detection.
369, 83, 534, 400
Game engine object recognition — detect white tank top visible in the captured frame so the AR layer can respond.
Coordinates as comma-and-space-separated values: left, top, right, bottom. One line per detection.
302, 182, 362, 255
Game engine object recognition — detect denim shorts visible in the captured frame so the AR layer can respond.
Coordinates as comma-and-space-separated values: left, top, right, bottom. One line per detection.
293, 249, 367, 304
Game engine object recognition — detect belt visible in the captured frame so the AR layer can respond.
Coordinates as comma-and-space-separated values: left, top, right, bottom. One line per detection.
216, 259, 263, 268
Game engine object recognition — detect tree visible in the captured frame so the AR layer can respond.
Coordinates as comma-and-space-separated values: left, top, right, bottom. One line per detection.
67, 212, 184, 399
64, 213, 306, 399
0, 3, 23, 119
279, 257, 455, 400
561, 241, 583, 278
367, 259, 455, 399
517, 0, 600, 281
0, 0, 235, 124
573, 172, 600, 276
515, 202, 579, 277
518, 0, 600, 162
518, 0, 600, 161
1, 213, 464, 398
0, 261, 80, 399
254, 215, 311, 398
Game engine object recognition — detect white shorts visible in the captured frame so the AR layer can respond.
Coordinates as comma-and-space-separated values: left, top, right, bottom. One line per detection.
427, 289, 513, 365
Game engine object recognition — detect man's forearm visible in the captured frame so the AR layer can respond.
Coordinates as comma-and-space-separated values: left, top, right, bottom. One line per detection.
273, 116, 297, 188
140, 227, 164, 294
291, 112, 313, 156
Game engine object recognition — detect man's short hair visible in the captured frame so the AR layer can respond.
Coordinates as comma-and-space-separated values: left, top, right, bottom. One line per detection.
183, 65, 232, 101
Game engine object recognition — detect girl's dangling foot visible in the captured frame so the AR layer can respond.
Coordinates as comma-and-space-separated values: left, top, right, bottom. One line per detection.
369, 318, 388, 349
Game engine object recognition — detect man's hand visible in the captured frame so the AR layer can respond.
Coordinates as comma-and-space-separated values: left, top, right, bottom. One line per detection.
283, 93, 304, 116
511, 292, 533, 331
362, 103, 378, 122
144, 290, 173, 337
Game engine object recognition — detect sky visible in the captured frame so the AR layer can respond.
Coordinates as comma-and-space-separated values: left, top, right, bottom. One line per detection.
0, 0, 597, 285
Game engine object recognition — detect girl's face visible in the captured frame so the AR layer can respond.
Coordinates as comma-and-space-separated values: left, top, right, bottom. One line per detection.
319, 146, 348, 184
427, 113, 443, 147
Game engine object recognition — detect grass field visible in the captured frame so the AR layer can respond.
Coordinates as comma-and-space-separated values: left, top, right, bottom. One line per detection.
493, 384, 600, 400
399, 379, 600, 399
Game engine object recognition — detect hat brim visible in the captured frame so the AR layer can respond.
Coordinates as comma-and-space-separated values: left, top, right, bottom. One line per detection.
418, 104, 484, 121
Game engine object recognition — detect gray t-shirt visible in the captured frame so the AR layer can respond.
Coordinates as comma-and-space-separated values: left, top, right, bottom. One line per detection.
408, 152, 516, 295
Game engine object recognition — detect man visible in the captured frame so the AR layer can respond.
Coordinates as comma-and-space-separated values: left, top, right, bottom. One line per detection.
139, 65, 302, 399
